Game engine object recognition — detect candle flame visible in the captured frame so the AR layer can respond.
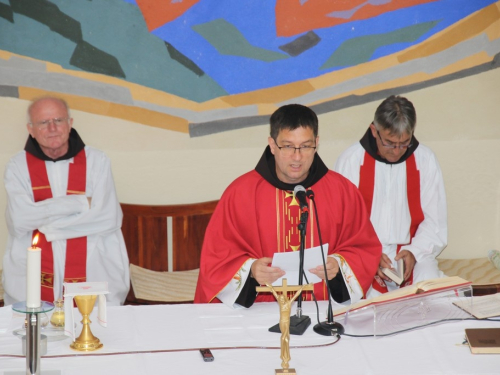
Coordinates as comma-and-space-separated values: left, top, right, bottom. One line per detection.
32, 233, 39, 247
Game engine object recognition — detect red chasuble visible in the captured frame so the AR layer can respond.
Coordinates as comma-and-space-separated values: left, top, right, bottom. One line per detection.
195, 170, 381, 304
358, 152, 424, 293
26, 150, 88, 302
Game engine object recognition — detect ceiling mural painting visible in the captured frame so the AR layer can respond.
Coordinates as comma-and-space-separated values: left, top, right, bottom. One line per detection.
0, 0, 499, 137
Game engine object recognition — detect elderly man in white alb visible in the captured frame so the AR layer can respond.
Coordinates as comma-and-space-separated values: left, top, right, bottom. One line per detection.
2, 97, 129, 305
334, 95, 447, 298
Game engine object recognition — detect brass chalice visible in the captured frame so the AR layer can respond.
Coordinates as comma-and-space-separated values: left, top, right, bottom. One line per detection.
70, 295, 103, 351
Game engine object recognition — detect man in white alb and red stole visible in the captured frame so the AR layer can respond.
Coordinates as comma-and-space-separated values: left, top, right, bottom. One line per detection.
2, 97, 129, 305
195, 104, 381, 308
334, 95, 447, 298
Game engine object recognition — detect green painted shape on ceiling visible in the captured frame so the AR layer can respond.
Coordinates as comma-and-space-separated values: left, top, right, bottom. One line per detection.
321, 20, 440, 69
70, 40, 126, 79
10, 0, 82, 43
0, 0, 227, 102
192, 18, 288, 62
0, 2, 14, 23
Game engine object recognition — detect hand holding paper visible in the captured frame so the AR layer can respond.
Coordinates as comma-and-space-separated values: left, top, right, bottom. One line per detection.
309, 256, 339, 280
251, 257, 285, 285
270, 244, 329, 286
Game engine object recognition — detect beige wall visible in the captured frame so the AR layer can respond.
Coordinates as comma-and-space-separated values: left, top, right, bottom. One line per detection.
0, 68, 499, 267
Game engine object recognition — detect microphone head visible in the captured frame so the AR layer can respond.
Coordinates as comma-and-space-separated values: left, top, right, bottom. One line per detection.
293, 185, 306, 196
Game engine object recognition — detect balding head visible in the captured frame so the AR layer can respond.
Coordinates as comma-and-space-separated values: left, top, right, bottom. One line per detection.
26, 97, 73, 159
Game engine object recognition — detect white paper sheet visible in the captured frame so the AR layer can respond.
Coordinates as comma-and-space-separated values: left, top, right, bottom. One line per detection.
271, 243, 329, 286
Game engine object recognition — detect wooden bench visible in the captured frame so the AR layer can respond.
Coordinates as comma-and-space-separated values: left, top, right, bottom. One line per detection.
118, 198, 500, 304
437, 257, 500, 296
120, 200, 218, 305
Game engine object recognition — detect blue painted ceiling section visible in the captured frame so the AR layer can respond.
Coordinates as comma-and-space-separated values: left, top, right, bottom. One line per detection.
0, 0, 496, 103
151, 0, 497, 94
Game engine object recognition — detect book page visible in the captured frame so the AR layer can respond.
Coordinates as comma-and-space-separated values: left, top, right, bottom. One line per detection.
334, 276, 471, 316
415, 276, 470, 293
454, 293, 500, 319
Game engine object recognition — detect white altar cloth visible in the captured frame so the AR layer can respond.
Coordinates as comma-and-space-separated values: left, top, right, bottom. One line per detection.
0, 301, 499, 374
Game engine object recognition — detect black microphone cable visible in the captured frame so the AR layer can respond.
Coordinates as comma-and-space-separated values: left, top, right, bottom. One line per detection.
298, 190, 344, 337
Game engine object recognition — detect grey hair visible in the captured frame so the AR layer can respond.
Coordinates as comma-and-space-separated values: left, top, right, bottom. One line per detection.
373, 95, 416, 136
27, 97, 71, 125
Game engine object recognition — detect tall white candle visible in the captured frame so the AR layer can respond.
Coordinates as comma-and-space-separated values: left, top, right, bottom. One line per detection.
26, 239, 41, 308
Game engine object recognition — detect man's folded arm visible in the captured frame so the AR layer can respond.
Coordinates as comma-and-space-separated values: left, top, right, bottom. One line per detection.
5, 160, 88, 238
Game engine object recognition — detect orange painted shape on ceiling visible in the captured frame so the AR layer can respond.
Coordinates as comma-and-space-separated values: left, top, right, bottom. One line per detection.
136, 0, 200, 32
275, 0, 438, 37
398, 3, 500, 62
18, 87, 189, 133
221, 80, 315, 107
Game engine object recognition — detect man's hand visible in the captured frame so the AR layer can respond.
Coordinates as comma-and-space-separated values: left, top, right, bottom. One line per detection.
395, 250, 416, 281
87, 197, 92, 207
377, 253, 394, 282
308, 257, 339, 281
251, 257, 285, 285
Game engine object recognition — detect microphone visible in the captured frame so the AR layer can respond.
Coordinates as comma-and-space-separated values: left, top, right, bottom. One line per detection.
294, 185, 309, 212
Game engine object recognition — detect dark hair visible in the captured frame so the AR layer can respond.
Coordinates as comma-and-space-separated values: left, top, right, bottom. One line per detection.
374, 95, 416, 136
270, 104, 318, 140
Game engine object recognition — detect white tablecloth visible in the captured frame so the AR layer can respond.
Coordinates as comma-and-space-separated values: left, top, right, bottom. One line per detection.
0, 301, 499, 374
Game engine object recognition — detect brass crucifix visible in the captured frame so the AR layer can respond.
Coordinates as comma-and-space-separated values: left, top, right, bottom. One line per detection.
257, 279, 314, 375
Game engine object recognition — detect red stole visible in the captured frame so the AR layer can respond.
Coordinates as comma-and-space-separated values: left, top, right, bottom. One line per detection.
358, 152, 424, 293
273, 189, 329, 301
26, 150, 88, 302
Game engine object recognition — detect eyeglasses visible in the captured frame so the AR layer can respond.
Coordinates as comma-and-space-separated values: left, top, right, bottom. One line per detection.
376, 129, 413, 150
273, 139, 316, 155
30, 117, 70, 130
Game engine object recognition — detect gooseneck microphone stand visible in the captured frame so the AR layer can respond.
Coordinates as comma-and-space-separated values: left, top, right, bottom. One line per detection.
269, 189, 311, 335
309, 191, 344, 336
286, 208, 312, 334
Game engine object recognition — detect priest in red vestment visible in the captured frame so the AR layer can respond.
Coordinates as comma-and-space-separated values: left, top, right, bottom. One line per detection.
195, 104, 381, 308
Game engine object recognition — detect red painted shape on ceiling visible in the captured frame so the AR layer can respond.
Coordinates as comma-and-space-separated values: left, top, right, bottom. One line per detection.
136, 0, 200, 32
275, 0, 438, 37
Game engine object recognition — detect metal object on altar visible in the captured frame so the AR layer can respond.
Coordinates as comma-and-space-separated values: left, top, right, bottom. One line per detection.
22, 334, 47, 356
70, 295, 103, 351
256, 279, 314, 375
12, 301, 54, 375
275, 370, 297, 375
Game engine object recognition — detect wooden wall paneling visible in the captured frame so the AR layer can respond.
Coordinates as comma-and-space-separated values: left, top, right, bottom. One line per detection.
172, 212, 213, 271
120, 200, 218, 304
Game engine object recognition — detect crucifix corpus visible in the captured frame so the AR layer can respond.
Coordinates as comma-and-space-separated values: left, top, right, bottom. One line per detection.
256, 279, 314, 375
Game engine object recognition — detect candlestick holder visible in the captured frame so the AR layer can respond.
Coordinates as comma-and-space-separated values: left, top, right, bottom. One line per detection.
12, 301, 54, 375
70, 294, 103, 351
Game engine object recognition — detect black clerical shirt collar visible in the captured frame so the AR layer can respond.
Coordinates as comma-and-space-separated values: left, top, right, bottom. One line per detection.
359, 127, 419, 165
255, 146, 328, 191
24, 128, 86, 162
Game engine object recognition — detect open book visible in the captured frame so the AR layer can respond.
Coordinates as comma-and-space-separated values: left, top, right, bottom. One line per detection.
381, 258, 405, 285
454, 293, 500, 319
334, 276, 472, 316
